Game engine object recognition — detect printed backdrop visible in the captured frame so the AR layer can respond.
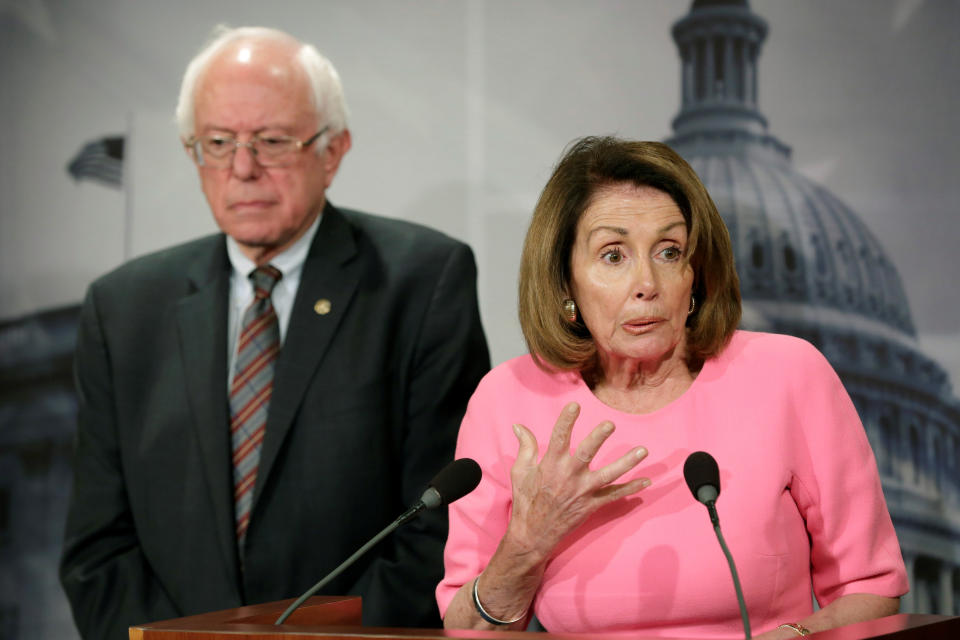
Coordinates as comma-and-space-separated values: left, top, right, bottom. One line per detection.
1, 1, 957, 638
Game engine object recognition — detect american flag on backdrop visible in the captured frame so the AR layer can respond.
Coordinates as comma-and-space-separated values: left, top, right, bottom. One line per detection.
67, 135, 124, 188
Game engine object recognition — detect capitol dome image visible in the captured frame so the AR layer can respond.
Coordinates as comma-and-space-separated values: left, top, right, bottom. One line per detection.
665, 0, 960, 615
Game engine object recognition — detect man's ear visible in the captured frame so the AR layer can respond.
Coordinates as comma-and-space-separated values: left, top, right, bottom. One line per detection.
322, 129, 352, 188
182, 138, 199, 165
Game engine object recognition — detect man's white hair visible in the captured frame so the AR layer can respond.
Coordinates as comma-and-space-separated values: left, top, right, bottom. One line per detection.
175, 25, 349, 146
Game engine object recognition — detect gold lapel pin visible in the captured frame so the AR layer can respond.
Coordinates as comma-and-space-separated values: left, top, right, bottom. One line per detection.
314, 299, 332, 315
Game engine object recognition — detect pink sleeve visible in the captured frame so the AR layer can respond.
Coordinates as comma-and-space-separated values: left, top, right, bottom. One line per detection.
435, 371, 516, 617
785, 342, 908, 603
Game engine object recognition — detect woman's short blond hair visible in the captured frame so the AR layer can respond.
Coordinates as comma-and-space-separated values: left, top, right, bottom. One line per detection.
519, 136, 741, 372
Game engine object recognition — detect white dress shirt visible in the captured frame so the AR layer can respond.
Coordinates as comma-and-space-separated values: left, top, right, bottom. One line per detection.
225, 214, 321, 387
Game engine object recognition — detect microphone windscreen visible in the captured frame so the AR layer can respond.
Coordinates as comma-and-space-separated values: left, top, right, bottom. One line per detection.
683, 451, 720, 502
429, 458, 482, 506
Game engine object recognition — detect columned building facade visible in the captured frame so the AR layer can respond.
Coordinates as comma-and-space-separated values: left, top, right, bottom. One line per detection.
666, 0, 960, 615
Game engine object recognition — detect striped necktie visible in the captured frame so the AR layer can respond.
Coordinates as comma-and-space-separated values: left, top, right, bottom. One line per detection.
230, 264, 282, 548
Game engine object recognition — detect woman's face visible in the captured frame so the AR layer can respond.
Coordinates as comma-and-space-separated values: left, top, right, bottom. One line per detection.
569, 183, 694, 368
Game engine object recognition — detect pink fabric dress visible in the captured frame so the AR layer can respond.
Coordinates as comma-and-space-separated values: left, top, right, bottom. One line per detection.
437, 331, 907, 638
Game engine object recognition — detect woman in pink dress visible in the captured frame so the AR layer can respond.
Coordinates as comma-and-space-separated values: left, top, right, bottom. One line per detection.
438, 137, 907, 638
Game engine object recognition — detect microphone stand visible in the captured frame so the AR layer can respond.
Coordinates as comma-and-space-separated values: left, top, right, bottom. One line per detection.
273, 458, 480, 626
705, 500, 751, 639
274, 501, 427, 625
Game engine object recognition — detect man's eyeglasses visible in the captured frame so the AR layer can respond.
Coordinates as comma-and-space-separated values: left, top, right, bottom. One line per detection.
185, 127, 329, 168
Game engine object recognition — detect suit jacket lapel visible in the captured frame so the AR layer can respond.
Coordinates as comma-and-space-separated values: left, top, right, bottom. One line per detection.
175, 239, 241, 590
252, 204, 361, 510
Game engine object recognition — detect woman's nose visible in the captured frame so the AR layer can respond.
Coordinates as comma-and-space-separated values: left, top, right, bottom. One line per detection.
632, 258, 659, 299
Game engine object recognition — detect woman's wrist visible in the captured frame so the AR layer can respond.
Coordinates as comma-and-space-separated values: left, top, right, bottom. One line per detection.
472, 576, 528, 625
500, 518, 555, 570
469, 535, 546, 628
496, 525, 550, 577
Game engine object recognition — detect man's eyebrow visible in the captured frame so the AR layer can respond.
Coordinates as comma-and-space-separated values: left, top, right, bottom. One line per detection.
198, 125, 295, 135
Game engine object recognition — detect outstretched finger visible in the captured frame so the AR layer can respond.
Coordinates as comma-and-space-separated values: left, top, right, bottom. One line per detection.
595, 446, 649, 487
512, 423, 540, 469
544, 402, 580, 462
573, 421, 615, 466
594, 476, 652, 505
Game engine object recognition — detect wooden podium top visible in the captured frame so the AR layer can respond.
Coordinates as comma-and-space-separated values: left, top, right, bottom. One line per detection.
130, 597, 960, 640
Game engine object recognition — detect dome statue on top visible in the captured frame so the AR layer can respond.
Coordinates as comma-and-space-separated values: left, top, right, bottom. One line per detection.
665, 0, 960, 615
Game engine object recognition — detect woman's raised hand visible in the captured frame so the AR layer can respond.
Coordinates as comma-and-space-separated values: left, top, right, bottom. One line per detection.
506, 401, 650, 560
442, 402, 651, 629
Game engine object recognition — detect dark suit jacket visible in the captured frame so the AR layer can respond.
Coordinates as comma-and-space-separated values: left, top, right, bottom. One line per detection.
59, 203, 490, 639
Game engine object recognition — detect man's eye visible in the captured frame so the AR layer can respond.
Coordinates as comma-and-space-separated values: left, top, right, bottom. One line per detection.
259, 137, 290, 149
205, 137, 232, 149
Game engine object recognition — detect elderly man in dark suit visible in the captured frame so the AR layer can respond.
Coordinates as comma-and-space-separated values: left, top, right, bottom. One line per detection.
59, 26, 489, 639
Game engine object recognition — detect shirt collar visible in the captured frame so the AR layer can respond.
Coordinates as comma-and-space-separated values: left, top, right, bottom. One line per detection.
225, 213, 322, 285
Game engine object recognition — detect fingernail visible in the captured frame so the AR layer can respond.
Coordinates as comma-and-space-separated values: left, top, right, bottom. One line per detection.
636, 447, 647, 458
566, 402, 580, 413
602, 422, 614, 434
641, 478, 652, 488
513, 424, 522, 437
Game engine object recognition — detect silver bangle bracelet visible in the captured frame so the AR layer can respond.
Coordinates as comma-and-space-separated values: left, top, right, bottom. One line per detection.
471, 576, 527, 626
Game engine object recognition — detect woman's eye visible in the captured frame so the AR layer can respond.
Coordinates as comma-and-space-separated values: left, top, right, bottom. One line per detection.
660, 246, 683, 261
601, 249, 624, 264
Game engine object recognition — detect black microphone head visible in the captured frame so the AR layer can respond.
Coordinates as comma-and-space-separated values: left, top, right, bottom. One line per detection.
423, 458, 482, 508
683, 451, 720, 504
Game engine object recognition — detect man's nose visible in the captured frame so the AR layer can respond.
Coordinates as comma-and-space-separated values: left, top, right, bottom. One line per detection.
230, 142, 262, 179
